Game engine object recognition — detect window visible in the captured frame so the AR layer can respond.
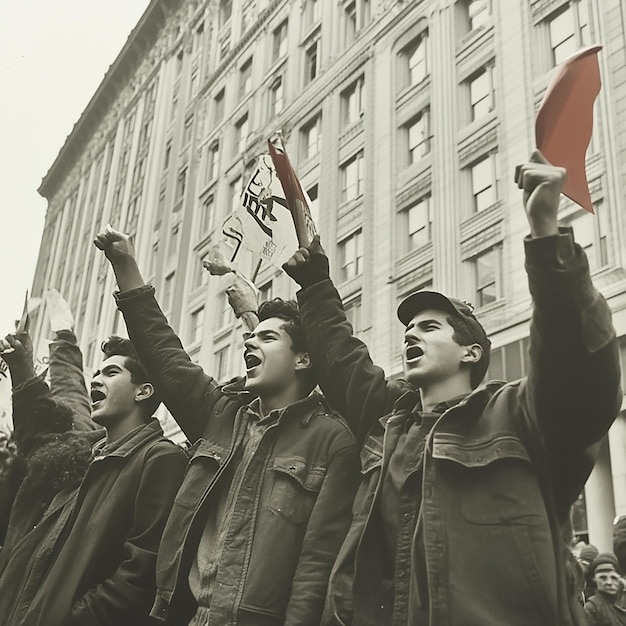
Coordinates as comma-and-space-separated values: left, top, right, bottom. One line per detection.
273, 20, 288, 62
469, 67, 494, 121
466, 0, 490, 31
400, 34, 427, 89
548, 2, 589, 66
562, 207, 609, 270
189, 69, 199, 99
163, 140, 172, 171
344, 1, 357, 47
340, 151, 365, 202
339, 230, 363, 282
307, 183, 320, 226
176, 168, 187, 202
341, 77, 364, 127
169, 224, 180, 258
219, 0, 232, 27
304, 39, 319, 85
193, 254, 210, 289
163, 272, 175, 312
470, 154, 497, 212
218, 33, 231, 62
241, 0, 256, 33
404, 196, 431, 251
219, 291, 233, 327
155, 190, 165, 229
183, 115, 194, 146
487, 337, 530, 381
304, 0, 321, 30
206, 142, 220, 183
193, 22, 205, 55
234, 116, 249, 156
188, 307, 205, 344
239, 59, 253, 99
344, 297, 362, 332
473, 246, 500, 307
301, 115, 322, 160
230, 177, 242, 212
175, 50, 184, 75
269, 77, 284, 117
214, 89, 225, 124
215, 345, 230, 380
404, 110, 430, 164
201, 195, 215, 233
259, 281, 273, 303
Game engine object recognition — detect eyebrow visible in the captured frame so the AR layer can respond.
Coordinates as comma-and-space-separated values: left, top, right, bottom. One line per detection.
406, 318, 442, 332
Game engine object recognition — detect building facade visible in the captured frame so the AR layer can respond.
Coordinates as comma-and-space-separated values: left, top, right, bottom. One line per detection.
29, 0, 626, 549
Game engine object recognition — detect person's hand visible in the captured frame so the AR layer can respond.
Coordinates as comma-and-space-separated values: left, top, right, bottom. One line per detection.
203, 246, 236, 276
0, 333, 35, 383
224, 273, 258, 318
45, 288, 74, 333
94, 225, 136, 264
514, 150, 566, 238
282, 235, 330, 289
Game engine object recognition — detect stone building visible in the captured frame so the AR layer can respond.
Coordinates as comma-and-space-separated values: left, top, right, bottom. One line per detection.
29, 0, 626, 549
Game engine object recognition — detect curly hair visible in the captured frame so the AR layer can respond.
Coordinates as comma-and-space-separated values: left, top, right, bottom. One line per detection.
100, 336, 161, 417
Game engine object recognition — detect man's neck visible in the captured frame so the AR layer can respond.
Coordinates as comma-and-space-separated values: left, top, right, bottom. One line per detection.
259, 387, 308, 418
106, 412, 146, 444
419, 376, 472, 413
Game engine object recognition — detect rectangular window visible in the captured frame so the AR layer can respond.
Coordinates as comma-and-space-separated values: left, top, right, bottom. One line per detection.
183, 115, 194, 146
301, 115, 322, 160
344, 1, 357, 47
188, 307, 205, 344
239, 59, 253, 99
470, 154, 497, 212
269, 77, 284, 117
344, 297, 362, 332
206, 142, 220, 183
340, 151, 365, 202
304, 39, 319, 84
399, 34, 427, 90
562, 208, 608, 270
473, 247, 500, 307
467, 0, 490, 31
273, 20, 288, 62
339, 230, 363, 282
189, 69, 199, 99
214, 89, 225, 124
548, 3, 588, 67
219, 291, 233, 328
405, 110, 430, 164
163, 141, 172, 171
215, 345, 230, 380
259, 280, 273, 303
341, 77, 364, 127
307, 183, 320, 226
168, 224, 180, 258
241, 0, 257, 33
234, 116, 249, 156
193, 254, 210, 290
220, 0, 233, 27
469, 67, 493, 120
405, 196, 431, 251
176, 168, 187, 202
201, 195, 215, 233
231, 177, 242, 212
304, 0, 321, 30
163, 272, 175, 313
155, 190, 165, 229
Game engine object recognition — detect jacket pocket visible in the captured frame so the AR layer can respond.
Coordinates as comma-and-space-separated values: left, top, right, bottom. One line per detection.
267, 456, 325, 525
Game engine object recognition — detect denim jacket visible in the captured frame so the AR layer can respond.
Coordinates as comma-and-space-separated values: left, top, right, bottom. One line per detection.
296, 230, 621, 626
115, 286, 360, 626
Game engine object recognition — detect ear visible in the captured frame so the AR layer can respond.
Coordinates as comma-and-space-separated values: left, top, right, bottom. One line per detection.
135, 382, 155, 404
294, 351, 311, 372
460, 343, 482, 364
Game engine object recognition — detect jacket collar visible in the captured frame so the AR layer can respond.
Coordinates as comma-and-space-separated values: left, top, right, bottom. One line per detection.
92, 418, 165, 461
243, 392, 327, 426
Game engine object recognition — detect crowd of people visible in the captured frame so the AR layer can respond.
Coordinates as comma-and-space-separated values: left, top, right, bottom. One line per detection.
0, 151, 623, 625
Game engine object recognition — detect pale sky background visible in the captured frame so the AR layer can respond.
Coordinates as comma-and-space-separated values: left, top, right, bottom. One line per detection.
0, 0, 151, 334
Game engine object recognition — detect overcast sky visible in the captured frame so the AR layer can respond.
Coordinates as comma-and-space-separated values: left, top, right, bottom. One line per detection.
0, 0, 150, 334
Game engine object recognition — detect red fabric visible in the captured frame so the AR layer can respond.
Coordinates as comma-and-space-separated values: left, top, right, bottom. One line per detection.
536, 45, 602, 213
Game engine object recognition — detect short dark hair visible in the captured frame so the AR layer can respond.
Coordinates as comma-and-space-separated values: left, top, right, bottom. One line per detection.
446, 315, 488, 389
100, 336, 160, 417
256, 298, 315, 392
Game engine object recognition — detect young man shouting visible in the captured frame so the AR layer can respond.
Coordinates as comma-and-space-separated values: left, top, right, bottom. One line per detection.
93, 229, 359, 626
5, 335, 188, 626
283, 151, 621, 626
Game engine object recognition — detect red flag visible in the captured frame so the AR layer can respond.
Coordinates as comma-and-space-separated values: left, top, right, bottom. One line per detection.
536, 45, 602, 213
267, 138, 317, 246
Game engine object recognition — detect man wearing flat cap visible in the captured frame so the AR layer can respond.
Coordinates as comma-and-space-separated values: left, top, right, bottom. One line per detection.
283, 152, 621, 626
584, 553, 626, 625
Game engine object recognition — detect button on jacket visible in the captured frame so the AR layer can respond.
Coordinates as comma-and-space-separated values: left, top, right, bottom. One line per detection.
115, 286, 360, 626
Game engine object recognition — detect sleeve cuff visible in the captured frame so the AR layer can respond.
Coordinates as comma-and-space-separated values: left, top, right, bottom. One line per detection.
524, 227, 576, 269
114, 284, 155, 304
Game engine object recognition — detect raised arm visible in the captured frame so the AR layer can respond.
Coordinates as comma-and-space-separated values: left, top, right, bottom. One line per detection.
94, 228, 228, 442
516, 152, 621, 509
283, 237, 409, 445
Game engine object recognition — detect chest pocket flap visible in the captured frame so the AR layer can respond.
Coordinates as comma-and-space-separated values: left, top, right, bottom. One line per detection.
272, 457, 326, 492
432, 433, 531, 467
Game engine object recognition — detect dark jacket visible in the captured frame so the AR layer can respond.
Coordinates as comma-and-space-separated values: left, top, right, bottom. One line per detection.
295, 231, 621, 626
115, 285, 360, 626
19, 417, 188, 626
585, 591, 626, 625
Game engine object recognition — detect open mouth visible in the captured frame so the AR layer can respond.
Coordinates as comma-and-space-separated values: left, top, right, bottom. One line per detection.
91, 389, 106, 406
405, 345, 424, 362
244, 353, 262, 370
